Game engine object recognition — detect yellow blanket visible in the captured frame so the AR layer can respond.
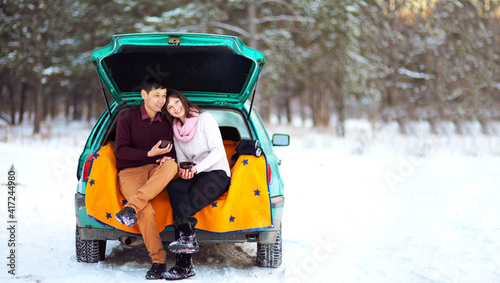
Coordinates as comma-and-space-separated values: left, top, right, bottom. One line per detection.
85, 143, 272, 235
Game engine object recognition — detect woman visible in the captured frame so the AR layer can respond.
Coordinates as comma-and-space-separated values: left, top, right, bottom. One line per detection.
159, 89, 231, 280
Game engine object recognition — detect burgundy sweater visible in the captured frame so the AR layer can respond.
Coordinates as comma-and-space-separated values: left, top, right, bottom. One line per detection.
115, 105, 176, 171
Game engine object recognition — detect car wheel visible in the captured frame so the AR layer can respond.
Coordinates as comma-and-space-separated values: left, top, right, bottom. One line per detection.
75, 226, 106, 263
256, 224, 282, 268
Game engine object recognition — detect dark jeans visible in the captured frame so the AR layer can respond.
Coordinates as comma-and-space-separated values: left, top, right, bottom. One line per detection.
167, 170, 230, 219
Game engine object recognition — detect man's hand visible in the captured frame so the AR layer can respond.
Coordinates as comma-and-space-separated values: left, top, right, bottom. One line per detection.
148, 140, 173, 157
179, 167, 197, 179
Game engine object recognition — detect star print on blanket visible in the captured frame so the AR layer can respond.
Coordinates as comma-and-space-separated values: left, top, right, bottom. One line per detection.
84, 143, 273, 235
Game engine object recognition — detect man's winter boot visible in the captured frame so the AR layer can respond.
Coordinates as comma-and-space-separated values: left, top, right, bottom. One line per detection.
162, 254, 195, 280
145, 263, 166, 280
168, 217, 199, 254
114, 206, 137, 228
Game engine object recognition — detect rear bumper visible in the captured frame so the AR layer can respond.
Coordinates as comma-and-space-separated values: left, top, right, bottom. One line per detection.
75, 193, 284, 244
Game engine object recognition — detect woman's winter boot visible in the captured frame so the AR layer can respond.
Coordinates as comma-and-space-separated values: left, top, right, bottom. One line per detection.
169, 216, 199, 254
162, 254, 195, 280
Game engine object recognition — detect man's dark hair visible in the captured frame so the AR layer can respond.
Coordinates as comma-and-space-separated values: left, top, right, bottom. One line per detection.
141, 77, 167, 93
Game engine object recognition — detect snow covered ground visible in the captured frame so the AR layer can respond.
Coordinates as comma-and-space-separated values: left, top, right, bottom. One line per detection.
1, 119, 500, 282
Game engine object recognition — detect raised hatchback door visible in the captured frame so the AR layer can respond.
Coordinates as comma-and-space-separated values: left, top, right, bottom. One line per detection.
91, 33, 265, 107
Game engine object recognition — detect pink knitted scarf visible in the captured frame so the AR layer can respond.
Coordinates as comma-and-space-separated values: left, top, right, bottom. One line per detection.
173, 110, 199, 142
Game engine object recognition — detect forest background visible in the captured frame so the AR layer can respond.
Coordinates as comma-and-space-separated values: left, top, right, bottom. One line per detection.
1, 0, 499, 136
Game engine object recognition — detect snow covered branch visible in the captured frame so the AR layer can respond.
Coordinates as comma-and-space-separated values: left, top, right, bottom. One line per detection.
255, 15, 315, 24
211, 22, 251, 38
398, 68, 436, 80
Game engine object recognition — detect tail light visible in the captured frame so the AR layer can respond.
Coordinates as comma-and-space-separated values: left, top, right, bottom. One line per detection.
267, 163, 272, 185
82, 153, 94, 182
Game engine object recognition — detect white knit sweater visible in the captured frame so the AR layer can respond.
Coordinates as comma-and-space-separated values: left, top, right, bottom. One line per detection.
173, 112, 231, 177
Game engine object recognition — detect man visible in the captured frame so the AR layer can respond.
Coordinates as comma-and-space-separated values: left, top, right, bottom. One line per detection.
114, 78, 177, 279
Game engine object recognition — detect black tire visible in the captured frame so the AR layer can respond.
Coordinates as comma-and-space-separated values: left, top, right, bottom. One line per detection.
75, 226, 106, 263
256, 224, 282, 268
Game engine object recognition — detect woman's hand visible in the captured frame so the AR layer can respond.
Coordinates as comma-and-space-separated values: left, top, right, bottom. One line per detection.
179, 167, 197, 179
156, 156, 174, 165
148, 140, 173, 157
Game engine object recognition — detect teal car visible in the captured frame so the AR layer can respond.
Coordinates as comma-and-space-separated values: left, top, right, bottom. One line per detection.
75, 33, 289, 268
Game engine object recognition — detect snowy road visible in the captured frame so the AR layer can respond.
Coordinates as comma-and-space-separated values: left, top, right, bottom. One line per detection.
1, 121, 500, 282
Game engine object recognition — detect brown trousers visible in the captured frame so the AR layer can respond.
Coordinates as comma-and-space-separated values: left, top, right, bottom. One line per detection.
117, 160, 178, 263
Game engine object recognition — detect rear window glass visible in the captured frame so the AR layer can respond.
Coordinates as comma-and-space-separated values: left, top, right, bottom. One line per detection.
205, 109, 251, 140
249, 107, 272, 149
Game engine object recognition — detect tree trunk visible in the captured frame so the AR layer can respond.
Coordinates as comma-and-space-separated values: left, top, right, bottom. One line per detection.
65, 93, 70, 121
0, 90, 3, 114
453, 118, 465, 136
311, 81, 330, 128
86, 93, 92, 122
49, 87, 56, 120
247, 0, 257, 49
285, 97, 292, 124
32, 0, 45, 135
246, 0, 268, 122
428, 116, 440, 135
18, 82, 27, 124
396, 116, 409, 135
7, 83, 16, 125
33, 83, 43, 134
310, 83, 319, 126
72, 90, 82, 121
335, 94, 345, 137
42, 87, 49, 121
334, 73, 346, 137
478, 117, 492, 135
300, 95, 308, 126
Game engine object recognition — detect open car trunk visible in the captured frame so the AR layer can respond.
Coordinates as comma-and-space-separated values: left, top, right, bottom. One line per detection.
91, 33, 265, 107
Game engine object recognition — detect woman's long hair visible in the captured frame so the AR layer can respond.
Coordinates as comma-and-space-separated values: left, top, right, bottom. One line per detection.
162, 89, 201, 125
